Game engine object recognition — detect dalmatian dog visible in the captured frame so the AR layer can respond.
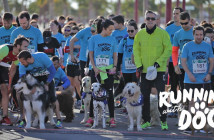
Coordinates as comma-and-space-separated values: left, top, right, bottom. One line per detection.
91, 82, 107, 129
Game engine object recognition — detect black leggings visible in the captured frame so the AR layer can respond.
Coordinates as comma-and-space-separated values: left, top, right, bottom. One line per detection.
80, 60, 86, 78
89, 69, 115, 118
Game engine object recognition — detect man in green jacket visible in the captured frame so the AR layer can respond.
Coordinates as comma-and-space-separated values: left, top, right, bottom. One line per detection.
133, 10, 172, 130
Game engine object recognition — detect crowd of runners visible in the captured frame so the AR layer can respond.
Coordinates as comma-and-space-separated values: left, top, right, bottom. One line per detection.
0, 6, 214, 133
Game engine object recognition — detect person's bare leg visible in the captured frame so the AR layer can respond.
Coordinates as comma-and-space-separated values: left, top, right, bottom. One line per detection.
55, 100, 61, 120
16, 92, 25, 119
0, 84, 9, 117
74, 76, 81, 98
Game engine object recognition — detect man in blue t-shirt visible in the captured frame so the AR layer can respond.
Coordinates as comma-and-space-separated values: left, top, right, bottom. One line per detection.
51, 56, 70, 90
172, 11, 194, 94
10, 11, 44, 53
181, 26, 214, 133
181, 26, 214, 85
69, 25, 92, 78
17, 51, 63, 129
165, 7, 183, 118
0, 12, 16, 45
111, 15, 128, 46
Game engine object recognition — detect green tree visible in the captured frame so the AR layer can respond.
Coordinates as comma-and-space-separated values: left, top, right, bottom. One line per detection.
190, 0, 210, 21
74, 0, 110, 21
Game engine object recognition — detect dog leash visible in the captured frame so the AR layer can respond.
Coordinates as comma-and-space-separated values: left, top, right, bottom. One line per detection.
136, 72, 141, 86
95, 76, 100, 84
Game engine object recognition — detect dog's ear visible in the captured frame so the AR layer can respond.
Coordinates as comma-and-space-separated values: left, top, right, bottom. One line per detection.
91, 84, 94, 90
135, 84, 141, 96
122, 84, 128, 96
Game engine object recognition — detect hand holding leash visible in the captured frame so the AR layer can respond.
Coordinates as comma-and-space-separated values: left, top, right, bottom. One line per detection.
93, 67, 101, 77
44, 83, 49, 91
30, 87, 37, 94
136, 65, 143, 78
174, 65, 182, 74
153, 62, 160, 68
109, 67, 116, 75
56, 86, 63, 91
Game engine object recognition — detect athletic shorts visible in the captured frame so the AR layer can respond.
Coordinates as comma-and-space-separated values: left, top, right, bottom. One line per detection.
66, 64, 80, 77
0, 66, 9, 84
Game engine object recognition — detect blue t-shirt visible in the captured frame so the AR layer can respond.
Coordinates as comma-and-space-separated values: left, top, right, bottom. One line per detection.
118, 37, 136, 73
52, 32, 66, 46
75, 27, 92, 62
165, 23, 182, 62
181, 41, 214, 84
173, 27, 194, 68
0, 26, 16, 45
10, 25, 44, 53
52, 32, 66, 56
54, 67, 67, 87
88, 34, 117, 67
19, 52, 52, 77
65, 36, 81, 66
111, 27, 128, 45
63, 36, 72, 66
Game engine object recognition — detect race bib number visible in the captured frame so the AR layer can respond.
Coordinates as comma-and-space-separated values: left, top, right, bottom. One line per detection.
192, 59, 207, 73
33, 70, 50, 77
96, 55, 109, 67
28, 45, 35, 53
125, 58, 136, 69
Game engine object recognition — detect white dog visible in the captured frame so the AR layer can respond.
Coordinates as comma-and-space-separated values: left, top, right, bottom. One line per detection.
122, 82, 143, 131
91, 82, 107, 129
14, 74, 55, 129
80, 76, 92, 124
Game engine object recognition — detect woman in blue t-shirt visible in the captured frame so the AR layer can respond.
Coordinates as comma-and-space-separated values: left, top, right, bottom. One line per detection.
87, 19, 117, 128
114, 21, 138, 98
49, 20, 65, 63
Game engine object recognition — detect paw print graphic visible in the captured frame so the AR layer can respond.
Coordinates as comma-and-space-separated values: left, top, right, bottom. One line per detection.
189, 102, 213, 130
190, 102, 209, 115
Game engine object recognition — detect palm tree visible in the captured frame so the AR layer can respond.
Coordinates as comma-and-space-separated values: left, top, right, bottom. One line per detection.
190, 0, 210, 21
3, 0, 10, 12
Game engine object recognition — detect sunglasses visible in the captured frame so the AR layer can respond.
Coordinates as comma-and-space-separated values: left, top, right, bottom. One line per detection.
146, 17, 156, 21
180, 22, 189, 25
127, 30, 134, 33
91, 30, 96, 33
64, 29, 71, 32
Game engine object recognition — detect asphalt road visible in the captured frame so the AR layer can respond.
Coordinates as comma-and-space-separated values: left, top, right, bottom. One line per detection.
0, 108, 213, 140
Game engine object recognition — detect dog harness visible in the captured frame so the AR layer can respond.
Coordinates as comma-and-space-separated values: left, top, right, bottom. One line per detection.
92, 90, 108, 105
129, 95, 143, 106
82, 91, 92, 99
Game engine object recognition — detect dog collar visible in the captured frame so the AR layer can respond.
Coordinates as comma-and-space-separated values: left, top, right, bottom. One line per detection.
92, 90, 108, 104
130, 95, 143, 106
82, 91, 92, 99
